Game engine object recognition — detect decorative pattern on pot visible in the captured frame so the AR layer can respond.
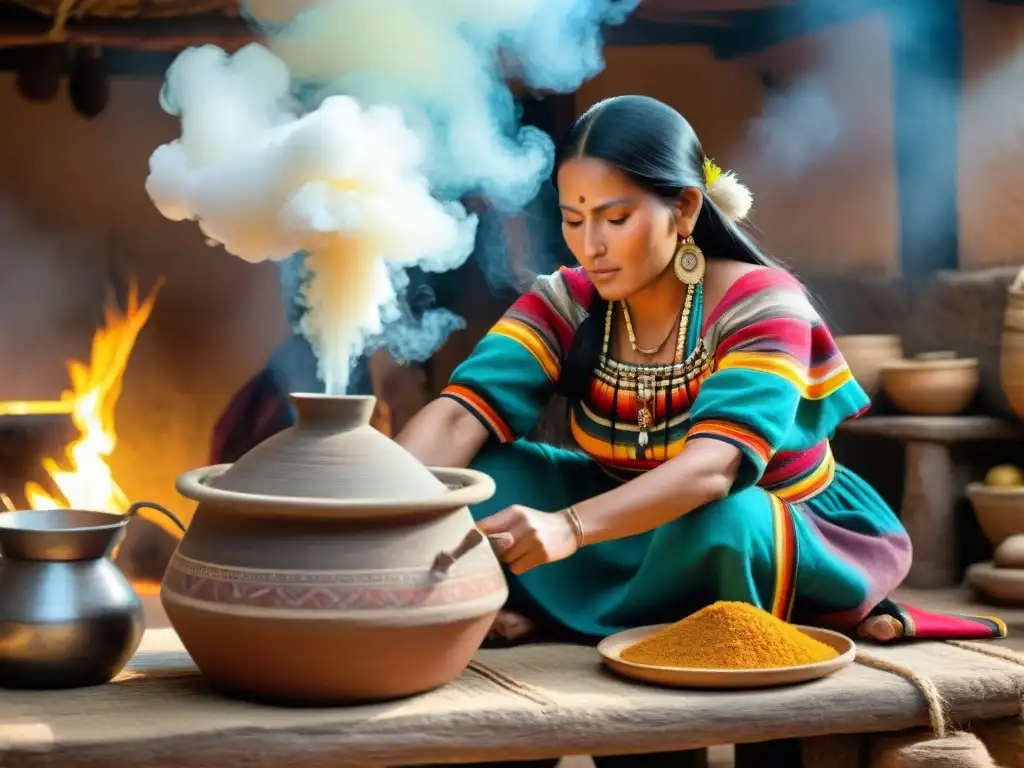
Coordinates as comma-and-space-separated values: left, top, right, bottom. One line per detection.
162, 553, 507, 614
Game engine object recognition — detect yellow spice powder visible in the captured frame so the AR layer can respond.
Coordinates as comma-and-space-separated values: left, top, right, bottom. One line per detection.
619, 601, 840, 670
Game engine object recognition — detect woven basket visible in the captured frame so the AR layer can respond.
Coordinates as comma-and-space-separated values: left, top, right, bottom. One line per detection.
8, 0, 236, 19
1000, 268, 1024, 423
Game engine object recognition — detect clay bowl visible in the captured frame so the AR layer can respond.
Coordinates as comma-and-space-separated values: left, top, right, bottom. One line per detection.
966, 483, 1024, 548
967, 561, 1024, 604
835, 334, 903, 396
880, 354, 979, 415
975, 534, 1024, 604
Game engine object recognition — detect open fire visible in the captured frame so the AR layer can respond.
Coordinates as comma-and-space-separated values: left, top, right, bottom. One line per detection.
0, 279, 178, 536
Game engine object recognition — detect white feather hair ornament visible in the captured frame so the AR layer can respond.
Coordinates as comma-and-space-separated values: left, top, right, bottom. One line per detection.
703, 157, 753, 222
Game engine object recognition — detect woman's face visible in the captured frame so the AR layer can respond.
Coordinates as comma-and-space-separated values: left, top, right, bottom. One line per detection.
556, 157, 698, 301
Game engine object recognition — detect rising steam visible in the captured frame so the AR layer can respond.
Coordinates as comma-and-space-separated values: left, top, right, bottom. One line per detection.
146, 0, 635, 393
146, 45, 476, 393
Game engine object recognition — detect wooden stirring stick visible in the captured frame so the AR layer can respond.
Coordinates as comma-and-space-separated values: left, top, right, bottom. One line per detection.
431, 528, 515, 576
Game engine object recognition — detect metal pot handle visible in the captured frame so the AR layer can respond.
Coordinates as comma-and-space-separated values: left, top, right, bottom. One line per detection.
126, 500, 187, 534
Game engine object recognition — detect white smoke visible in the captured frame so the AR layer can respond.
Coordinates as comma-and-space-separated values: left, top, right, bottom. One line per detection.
744, 75, 842, 179
146, 44, 477, 393
146, 0, 635, 393
251, 0, 634, 209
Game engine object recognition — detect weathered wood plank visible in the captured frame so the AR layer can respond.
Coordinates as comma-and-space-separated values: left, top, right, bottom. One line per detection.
0, 630, 1021, 766
837, 415, 1022, 443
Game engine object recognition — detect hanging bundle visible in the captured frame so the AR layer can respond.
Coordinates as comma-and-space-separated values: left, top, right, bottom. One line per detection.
855, 648, 999, 768
14, 44, 63, 103
870, 730, 998, 768
972, 719, 1024, 768
68, 45, 109, 119
950, 640, 1024, 767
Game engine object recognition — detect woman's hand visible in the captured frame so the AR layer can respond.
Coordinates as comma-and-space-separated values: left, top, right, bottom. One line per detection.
477, 505, 580, 574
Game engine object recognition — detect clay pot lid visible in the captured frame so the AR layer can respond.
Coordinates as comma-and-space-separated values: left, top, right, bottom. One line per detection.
209, 394, 448, 502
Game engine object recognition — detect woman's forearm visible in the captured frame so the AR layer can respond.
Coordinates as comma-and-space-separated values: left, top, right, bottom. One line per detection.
573, 439, 743, 546
394, 397, 490, 468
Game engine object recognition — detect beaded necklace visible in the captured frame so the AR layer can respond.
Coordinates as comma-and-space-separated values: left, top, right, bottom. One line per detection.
598, 279, 705, 456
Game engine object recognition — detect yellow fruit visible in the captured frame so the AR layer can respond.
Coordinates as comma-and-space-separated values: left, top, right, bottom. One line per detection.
985, 465, 1024, 487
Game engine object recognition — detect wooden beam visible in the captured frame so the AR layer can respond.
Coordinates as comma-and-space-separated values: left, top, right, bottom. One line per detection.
0, 3, 741, 52
0, 13, 256, 51
0, 46, 184, 76
710, 0, 886, 59
635, 0, 797, 17
604, 18, 717, 46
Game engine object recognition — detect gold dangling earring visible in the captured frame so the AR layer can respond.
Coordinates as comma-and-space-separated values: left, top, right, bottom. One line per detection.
673, 236, 706, 285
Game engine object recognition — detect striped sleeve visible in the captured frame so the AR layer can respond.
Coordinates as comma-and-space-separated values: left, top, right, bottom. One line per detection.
685, 269, 869, 488
441, 267, 592, 443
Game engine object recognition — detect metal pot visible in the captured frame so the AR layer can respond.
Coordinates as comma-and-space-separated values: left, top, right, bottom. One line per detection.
0, 501, 185, 689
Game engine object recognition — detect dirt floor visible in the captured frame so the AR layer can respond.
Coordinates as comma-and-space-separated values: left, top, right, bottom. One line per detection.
139, 583, 1022, 768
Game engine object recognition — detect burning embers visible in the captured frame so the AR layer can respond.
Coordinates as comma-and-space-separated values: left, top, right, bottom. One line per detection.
0, 279, 173, 535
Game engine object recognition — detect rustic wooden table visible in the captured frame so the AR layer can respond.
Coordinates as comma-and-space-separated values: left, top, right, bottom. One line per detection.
1, 626, 1023, 767
838, 415, 1023, 589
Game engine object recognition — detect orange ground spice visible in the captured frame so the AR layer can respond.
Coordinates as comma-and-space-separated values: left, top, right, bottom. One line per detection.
619, 601, 840, 670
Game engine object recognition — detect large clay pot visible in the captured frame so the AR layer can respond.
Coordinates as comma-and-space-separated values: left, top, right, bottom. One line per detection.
159, 393, 506, 704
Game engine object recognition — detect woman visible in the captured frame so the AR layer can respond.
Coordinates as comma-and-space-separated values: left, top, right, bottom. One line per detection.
397, 95, 999, 645
209, 94, 1003, 768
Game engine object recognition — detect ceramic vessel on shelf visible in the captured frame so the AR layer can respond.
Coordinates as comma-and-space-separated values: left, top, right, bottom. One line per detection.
159, 393, 506, 705
967, 481, 1024, 548
835, 334, 903, 397
880, 352, 979, 415
966, 481, 1024, 604
1000, 269, 1024, 422
0, 503, 185, 689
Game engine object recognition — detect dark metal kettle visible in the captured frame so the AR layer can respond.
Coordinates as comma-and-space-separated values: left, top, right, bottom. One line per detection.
0, 501, 185, 689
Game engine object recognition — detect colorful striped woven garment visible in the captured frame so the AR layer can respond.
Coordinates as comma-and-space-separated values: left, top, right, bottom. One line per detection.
209, 265, 1007, 643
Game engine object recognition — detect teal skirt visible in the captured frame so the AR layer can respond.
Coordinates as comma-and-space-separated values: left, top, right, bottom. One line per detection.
468, 440, 913, 640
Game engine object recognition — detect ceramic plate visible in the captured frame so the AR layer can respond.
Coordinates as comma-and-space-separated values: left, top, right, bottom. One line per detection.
967, 561, 1024, 603
597, 623, 856, 690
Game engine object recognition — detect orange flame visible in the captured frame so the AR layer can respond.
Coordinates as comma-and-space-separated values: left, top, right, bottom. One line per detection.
0, 279, 169, 531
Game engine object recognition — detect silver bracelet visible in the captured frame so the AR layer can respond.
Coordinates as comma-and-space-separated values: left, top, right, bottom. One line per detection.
563, 505, 585, 549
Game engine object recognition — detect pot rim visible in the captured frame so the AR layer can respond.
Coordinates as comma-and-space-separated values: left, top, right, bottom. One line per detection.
967, 481, 1024, 497
175, 465, 497, 515
880, 357, 979, 372
835, 334, 902, 343
0, 508, 130, 533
